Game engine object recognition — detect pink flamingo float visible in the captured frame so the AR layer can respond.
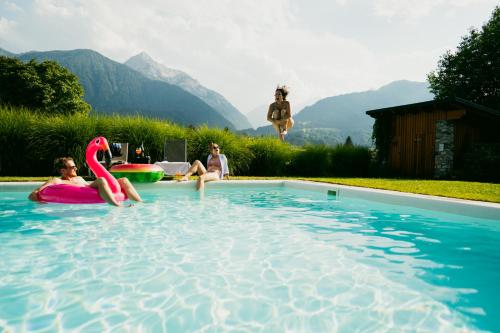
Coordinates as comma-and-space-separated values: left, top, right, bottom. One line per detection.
38, 137, 127, 204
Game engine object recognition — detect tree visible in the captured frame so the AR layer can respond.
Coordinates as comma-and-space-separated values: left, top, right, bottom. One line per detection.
0, 56, 91, 115
344, 136, 353, 146
428, 6, 500, 110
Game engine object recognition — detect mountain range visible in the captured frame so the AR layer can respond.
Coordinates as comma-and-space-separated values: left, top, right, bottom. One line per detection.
241, 80, 434, 146
2, 47, 240, 129
125, 52, 252, 130
2, 47, 434, 145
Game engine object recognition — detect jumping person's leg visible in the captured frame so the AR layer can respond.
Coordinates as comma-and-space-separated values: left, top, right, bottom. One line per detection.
271, 121, 284, 140
284, 118, 295, 134
180, 160, 207, 181
277, 118, 294, 139
89, 177, 121, 206
196, 171, 220, 190
118, 177, 142, 202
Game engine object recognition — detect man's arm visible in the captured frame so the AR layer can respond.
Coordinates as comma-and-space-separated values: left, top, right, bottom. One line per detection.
28, 178, 59, 201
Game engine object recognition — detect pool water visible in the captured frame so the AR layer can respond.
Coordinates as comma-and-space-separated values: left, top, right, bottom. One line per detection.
0, 185, 499, 332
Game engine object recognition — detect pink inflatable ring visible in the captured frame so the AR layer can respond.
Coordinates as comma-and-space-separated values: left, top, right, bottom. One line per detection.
38, 137, 127, 204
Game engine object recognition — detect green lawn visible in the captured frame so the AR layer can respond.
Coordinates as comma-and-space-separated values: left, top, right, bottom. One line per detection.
233, 177, 500, 203
2, 176, 499, 203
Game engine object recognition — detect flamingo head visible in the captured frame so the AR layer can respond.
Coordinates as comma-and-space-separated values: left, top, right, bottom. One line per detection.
86, 136, 112, 162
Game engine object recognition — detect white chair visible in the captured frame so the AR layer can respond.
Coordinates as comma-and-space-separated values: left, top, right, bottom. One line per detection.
155, 139, 191, 175
163, 139, 187, 162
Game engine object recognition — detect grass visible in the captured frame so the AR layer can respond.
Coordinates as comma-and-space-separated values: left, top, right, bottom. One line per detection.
300, 178, 500, 203
3, 176, 499, 203
232, 176, 500, 203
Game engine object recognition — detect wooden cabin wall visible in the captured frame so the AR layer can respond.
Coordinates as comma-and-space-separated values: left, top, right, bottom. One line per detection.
388, 107, 466, 178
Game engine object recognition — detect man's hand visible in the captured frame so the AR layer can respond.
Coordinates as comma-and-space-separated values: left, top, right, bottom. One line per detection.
28, 190, 39, 202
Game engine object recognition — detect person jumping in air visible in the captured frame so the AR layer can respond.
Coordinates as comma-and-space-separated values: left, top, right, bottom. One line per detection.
267, 85, 294, 141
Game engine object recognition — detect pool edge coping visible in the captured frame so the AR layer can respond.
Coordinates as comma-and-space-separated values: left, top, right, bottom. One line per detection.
2, 180, 499, 219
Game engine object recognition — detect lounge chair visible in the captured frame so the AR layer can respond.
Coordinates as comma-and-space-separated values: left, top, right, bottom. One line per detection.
98, 142, 129, 167
155, 139, 191, 175
163, 139, 187, 162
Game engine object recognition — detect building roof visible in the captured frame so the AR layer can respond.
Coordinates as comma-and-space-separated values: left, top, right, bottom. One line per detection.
366, 97, 500, 118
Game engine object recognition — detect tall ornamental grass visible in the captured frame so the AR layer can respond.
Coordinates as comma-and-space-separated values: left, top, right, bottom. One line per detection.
246, 137, 296, 176
0, 106, 43, 175
290, 144, 372, 177
0, 106, 373, 177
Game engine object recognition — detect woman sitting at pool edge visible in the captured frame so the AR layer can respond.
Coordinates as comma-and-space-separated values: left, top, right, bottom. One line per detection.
179, 143, 229, 190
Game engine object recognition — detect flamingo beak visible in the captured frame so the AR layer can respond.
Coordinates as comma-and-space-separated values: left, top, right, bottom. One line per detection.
102, 141, 113, 167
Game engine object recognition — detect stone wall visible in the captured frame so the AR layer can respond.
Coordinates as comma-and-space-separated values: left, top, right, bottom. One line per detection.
434, 120, 454, 178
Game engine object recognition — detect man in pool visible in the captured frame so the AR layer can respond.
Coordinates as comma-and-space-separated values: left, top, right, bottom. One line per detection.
179, 142, 229, 190
28, 157, 142, 206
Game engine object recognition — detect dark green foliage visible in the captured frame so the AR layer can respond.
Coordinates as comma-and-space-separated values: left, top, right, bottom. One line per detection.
330, 145, 372, 177
246, 138, 295, 176
428, 6, 500, 110
371, 115, 392, 166
0, 106, 373, 177
289, 145, 333, 177
288, 144, 371, 177
0, 106, 43, 175
0, 56, 91, 115
457, 143, 500, 182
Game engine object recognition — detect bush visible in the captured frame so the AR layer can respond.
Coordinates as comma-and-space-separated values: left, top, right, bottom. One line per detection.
0, 57, 91, 115
0, 106, 44, 175
0, 106, 373, 177
246, 137, 295, 176
330, 145, 372, 177
289, 144, 332, 176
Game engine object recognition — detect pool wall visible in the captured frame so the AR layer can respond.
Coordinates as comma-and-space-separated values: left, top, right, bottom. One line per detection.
2, 180, 499, 220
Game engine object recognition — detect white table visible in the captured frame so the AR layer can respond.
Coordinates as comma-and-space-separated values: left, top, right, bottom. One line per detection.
154, 161, 192, 176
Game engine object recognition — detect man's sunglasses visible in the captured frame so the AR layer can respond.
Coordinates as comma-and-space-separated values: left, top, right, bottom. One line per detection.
212, 146, 219, 150
65, 165, 78, 170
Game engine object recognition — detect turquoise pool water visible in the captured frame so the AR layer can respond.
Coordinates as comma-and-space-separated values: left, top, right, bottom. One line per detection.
0, 184, 499, 332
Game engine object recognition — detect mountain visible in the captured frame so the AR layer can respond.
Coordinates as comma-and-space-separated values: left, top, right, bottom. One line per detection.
13, 48, 233, 128
245, 104, 268, 128
125, 52, 251, 130
0, 48, 15, 57
241, 81, 434, 146
295, 80, 433, 129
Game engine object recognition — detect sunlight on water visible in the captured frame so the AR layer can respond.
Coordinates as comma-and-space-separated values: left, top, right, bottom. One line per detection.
0, 185, 499, 332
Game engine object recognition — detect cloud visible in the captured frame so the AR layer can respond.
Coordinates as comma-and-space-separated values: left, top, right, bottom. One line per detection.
34, 0, 87, 18
1, 0, 497, 112
372, 0, 495, 21
5, 1, 23, 12
0, 17, 16, 36
33, 0, 377, 110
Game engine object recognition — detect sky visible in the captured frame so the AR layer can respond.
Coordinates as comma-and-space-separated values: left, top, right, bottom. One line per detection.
0, 0, 498, 114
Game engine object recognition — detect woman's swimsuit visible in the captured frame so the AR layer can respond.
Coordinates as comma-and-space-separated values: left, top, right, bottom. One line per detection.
207, 155, 222, 176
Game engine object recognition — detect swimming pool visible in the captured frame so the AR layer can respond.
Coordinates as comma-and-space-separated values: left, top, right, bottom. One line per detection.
1, 181, 499, 332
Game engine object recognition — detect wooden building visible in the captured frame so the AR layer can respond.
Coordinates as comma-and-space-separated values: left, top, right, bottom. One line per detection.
366, 98, 500, 179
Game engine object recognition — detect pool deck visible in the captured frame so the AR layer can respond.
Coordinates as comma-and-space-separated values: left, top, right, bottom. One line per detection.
2, 180, 499, 220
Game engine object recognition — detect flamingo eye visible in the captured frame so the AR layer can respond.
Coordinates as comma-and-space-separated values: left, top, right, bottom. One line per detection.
96, 139, 100, 144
